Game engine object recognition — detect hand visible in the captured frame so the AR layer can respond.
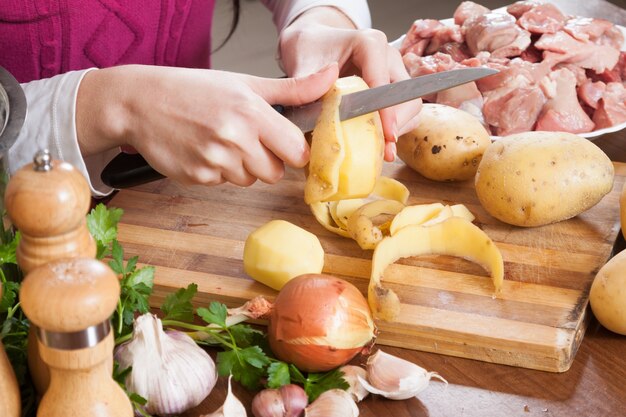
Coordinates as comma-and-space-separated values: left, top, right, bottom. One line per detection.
278, 7, 422, 162
76, 63, 339, 187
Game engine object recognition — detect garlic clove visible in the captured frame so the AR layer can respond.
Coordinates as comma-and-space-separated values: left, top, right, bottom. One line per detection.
339, 365, 369, 402
115, 313, 217, 416
202, 376, 247, 417
358, 349, 447, 400
251, 388, 285, 417
251, 384, 308, 417
279, 384, 308, 417
304, 389, 359, 417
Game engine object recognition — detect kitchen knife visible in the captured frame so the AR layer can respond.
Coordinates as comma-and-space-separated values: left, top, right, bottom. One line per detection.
101, 67, 497, 188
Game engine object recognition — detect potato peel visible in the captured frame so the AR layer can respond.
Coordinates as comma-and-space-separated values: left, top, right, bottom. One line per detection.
347, 200, 406, 250
369, 217, 504, 321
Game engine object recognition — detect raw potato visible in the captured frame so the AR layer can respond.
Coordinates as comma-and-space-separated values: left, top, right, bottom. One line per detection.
243, 220, 324, 290
304, 76, 384, 204
397, 104, 491, 181
590, 249, 626, 335
619, 183, 626, 238
475, 132, 614, 227
369, 217, 504, 321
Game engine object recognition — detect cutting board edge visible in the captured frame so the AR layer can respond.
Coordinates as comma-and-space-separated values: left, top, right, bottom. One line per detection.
147, 283, 590, 373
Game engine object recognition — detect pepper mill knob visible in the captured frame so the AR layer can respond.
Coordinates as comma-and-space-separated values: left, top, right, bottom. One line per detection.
4, 150, 96, 273
20, 258, 133, 417
0, 285, 21, 417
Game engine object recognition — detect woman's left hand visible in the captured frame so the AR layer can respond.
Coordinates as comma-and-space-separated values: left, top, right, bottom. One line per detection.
278, 6, 422, 162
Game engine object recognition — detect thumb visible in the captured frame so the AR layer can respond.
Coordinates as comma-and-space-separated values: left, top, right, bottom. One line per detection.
249, 62, 339, 106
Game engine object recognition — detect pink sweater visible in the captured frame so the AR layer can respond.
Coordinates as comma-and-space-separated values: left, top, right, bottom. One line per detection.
0, 0, 216, 83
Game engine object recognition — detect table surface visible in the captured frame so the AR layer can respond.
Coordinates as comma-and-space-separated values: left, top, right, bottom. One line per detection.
183, 2, 626, 414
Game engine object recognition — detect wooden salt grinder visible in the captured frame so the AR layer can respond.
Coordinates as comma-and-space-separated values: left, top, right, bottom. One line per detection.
0, 285, 21, 417
19, 258, 133, 417
4, 149, 97, 393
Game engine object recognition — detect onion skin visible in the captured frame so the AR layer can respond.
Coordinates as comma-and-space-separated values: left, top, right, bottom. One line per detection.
268, 274, 375, 372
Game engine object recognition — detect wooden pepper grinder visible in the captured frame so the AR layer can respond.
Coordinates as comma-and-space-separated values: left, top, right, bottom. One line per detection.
4, 149, 96, 271
4, 149, 97, 393
0, 285, 21, 417
20, 257, 133, 417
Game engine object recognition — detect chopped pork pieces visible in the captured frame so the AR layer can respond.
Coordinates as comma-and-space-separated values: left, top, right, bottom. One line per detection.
400, 0, 626, 136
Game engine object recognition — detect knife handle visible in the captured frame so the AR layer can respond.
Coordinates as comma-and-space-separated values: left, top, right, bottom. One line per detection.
101, 106, 288, 188
101, 153, 164, 189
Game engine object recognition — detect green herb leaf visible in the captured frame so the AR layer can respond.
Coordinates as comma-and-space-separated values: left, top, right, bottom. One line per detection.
228, 324, 265, 348
217, 346, 271, 390
109, 240, 125, 275
289, 366, 349, 402
267, 361, 291, 388
0, 281, 19, 315
0, 231, 20, 264
197, 301, 228, 328
86, 204, 123, 259
161, 283, 198, 322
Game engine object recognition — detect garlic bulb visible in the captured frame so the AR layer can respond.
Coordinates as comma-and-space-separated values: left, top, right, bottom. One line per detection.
115, 313, 217, 416
339, 365, 369, 402
251, 384, 308, 417
357, 350, 447, 400
202, 376, 247, 417
304, 389, 358, 417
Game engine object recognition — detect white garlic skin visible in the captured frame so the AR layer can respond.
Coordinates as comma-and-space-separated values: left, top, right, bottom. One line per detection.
358, 349, 447, 400
304, 389, 358, 417
115, 313, 217, 416
251, 384, 308, 417
201, 376, 247, 417
339, 365, 369, 402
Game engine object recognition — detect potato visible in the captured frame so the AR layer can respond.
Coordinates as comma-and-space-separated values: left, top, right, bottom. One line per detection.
397, 103, 491, 181
619, 183, 626, 238
475, 131, 614, 227
590, 249, 626, 335
305, 76, 384, 204
243, 220, 324, 290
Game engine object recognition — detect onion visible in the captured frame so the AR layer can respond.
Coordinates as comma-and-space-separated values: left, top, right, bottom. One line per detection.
268, 274, 376, 372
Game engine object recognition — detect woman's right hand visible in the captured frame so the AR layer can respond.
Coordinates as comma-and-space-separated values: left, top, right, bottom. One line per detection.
76, 63, 339, 187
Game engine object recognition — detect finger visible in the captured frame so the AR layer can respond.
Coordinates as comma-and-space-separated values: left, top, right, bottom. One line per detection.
242, 141, 285, 184
201, 142, 257, 187
349, 30, 397, 144
386, 47, 423, 135
258, 107, 311, 168
384, 141, 397, 163
248, 62, 339, 106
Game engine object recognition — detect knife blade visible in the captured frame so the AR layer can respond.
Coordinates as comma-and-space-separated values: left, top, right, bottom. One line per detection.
281, 67, 497, 133
101, 67, 498, 188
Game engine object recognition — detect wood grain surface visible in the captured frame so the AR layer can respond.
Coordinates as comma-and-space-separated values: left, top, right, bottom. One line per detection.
109, 161, 626, 373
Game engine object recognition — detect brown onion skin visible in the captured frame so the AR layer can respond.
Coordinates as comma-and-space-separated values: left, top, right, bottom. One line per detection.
267, 274, 374, 372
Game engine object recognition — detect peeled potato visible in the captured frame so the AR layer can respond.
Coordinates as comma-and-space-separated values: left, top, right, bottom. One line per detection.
243, 220, 324, 290
304, 76, 384, 204
397, 104, 491, 181
590, 249, 626, 335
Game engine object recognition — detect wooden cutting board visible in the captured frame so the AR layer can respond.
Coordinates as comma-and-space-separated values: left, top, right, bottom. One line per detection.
109, 161, 626, 373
